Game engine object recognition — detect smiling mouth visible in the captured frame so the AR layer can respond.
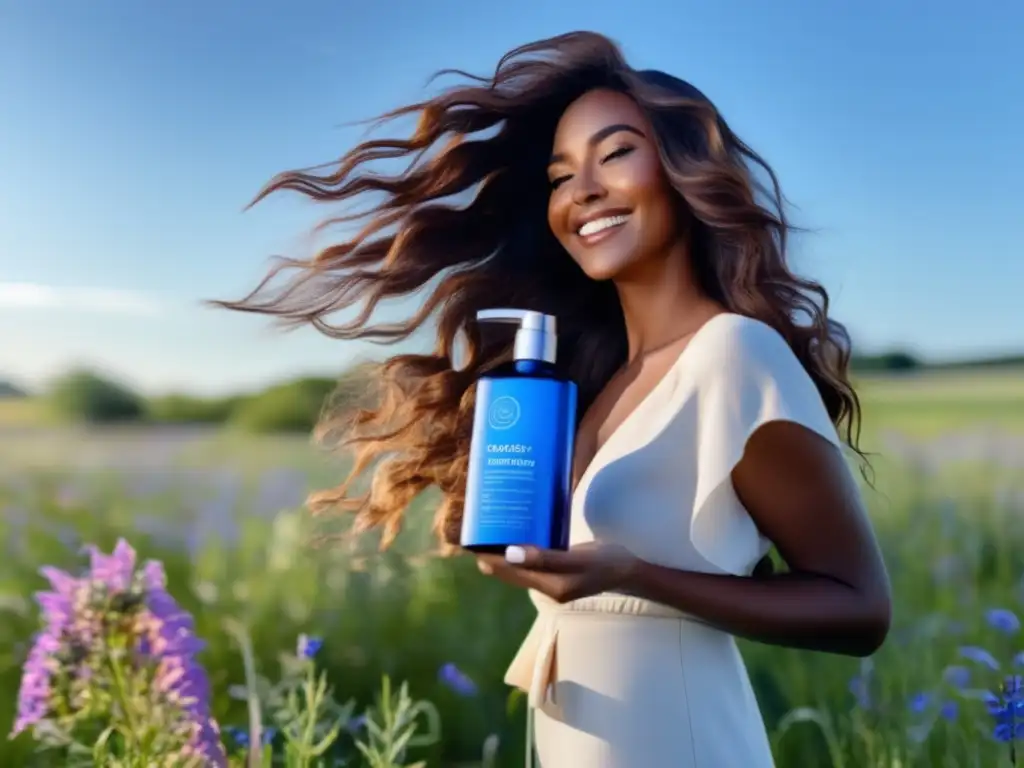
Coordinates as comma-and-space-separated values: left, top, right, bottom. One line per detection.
576, 214, 631, 239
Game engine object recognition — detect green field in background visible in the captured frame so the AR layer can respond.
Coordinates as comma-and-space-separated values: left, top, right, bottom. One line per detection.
1, 367, 1023, 766
3, 366, 1023, 434
855, 368, 1024, 436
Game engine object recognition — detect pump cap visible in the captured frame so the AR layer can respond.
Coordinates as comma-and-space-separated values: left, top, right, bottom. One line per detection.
476, 308, 558, 364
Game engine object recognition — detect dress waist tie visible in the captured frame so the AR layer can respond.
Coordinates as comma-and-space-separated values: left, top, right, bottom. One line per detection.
504, 594, 698, 768
504, 594, 696, 712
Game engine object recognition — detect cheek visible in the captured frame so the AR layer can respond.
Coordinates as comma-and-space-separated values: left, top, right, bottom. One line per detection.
612, 169, 679, 238
607, 158, 664, 203
547, 193, 571, 243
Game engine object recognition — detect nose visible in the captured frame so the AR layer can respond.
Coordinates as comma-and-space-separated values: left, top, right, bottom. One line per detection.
570, 163, 606, 206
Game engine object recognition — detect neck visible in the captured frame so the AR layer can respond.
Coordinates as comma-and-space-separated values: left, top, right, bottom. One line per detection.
614, 239, 721, 362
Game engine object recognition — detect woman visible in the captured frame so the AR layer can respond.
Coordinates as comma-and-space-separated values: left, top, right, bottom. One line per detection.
219, 31, 892, 768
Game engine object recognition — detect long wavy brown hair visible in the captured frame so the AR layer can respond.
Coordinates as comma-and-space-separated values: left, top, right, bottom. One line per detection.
215, 31, 864, 551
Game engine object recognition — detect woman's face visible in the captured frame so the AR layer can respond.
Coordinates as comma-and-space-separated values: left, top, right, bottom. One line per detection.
547, 88, 683, 282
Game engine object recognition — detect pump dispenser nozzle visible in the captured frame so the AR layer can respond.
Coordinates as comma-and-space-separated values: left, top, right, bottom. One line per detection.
476, 308, 558, 364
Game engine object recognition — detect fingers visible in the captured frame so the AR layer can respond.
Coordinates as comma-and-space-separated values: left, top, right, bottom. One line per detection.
476, 554, 502, 575
505, 546, 581, 573
476, 554, 535, 589
475, 552, 586, 604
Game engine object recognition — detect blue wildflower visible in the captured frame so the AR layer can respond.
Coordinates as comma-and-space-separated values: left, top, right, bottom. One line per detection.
960, 645, 1001, 671
943, 665, 971, 689
849, 677, 871, 709
987, 609, 1021, 635
225, 725, 276, 748
296, 634, 323, 660
986, 676, 1024, 743
438, 662, 477, 696
940, 700, 959, 721
848, 659, 874, 709
849, 676, 868, 705
906, 689, 960, 745
225, 726, 247, 746
908, 692, 932, 714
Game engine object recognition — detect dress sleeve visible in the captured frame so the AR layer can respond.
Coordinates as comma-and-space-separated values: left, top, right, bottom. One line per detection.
689, 316, 845, 575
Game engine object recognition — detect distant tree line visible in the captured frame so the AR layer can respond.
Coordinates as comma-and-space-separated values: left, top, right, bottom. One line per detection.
22, 366, 376, 432
0, 380, 26, 398
2, 348, 1022, 432
850, 351, 1024, 373
849, 351, 922, 372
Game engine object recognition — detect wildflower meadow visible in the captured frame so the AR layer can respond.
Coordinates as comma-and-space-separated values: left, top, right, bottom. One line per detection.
1, 368, 1023, 766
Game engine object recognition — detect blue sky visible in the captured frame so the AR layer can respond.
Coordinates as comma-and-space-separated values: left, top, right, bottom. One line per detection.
1, 0, 1020, 395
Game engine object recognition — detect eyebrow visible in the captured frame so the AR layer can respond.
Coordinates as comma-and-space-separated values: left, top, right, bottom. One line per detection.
548, 123, 647, 166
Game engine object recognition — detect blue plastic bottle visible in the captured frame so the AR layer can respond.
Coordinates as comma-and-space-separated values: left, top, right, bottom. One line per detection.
460, 309, 578, 553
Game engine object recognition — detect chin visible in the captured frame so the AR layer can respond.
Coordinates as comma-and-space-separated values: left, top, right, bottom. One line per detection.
577, 252, 642, 282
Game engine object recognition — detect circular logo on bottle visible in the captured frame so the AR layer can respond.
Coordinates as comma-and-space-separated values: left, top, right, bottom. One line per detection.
487, 395, 521, 430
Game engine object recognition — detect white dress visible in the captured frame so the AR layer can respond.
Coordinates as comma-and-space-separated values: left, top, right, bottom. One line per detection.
503, 313, 849, 767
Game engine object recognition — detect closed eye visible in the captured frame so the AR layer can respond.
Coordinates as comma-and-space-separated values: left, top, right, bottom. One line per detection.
549, 146, 633, 189
601, 145, 635, 164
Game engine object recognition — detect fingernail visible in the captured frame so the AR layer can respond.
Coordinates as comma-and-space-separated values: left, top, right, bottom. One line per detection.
505, 546, 526, 564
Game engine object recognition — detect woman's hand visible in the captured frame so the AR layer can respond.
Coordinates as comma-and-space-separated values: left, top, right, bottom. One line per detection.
474, 542, 639, 604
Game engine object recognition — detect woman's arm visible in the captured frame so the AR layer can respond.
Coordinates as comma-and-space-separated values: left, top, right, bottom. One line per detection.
622, 420, 891, 657
481, 419, 892, 658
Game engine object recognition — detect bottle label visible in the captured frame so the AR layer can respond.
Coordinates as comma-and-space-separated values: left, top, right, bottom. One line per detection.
463, 377, 574, 548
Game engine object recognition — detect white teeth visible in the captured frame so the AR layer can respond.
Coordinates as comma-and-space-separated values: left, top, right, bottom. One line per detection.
578, 215, 629, 237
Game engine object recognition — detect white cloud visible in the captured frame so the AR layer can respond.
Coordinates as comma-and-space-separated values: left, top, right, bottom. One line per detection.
0, 282, 165, 316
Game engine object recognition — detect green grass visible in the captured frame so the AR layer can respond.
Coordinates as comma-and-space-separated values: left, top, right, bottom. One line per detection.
0, 399, 50, 427
1, 369, 1023, 765
856, 367, 1024, 437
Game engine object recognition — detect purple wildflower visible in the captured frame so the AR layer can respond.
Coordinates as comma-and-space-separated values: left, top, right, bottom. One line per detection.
9, 538, 227, 765
135, 558, 223, 764
11, 565, 83, 736
11, 633, 62, 736
940, 700, 958, 721
438, 662, 477, 696
84, 539, 137, 593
